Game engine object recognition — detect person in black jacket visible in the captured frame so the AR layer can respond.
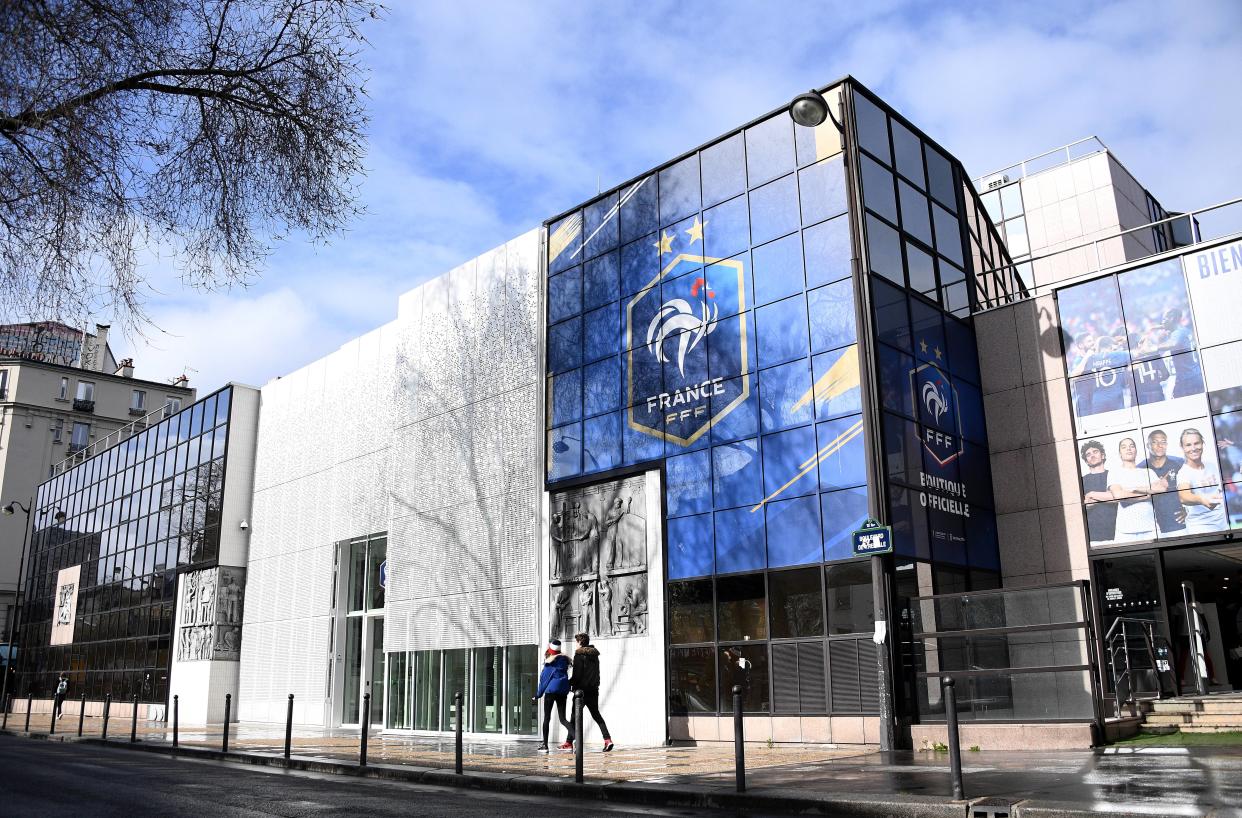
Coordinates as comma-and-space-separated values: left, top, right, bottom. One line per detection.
566, 632, 613, 752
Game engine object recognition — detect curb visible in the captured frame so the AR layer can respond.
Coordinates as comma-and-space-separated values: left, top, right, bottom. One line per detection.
3, 729, 1225, 817
1, 729, 971, 817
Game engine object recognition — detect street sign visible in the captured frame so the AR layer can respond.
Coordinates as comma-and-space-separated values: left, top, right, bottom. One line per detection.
851, 520, 892, 556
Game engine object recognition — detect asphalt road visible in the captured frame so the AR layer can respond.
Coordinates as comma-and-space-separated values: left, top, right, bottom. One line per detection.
0, 735, 768, 818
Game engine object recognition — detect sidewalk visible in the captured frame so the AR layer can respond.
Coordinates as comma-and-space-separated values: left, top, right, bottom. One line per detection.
5, 715, 1242, 816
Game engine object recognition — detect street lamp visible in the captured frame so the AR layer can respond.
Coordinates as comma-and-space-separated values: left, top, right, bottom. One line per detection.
788, 89, 843, 132
1, 501, 66, 714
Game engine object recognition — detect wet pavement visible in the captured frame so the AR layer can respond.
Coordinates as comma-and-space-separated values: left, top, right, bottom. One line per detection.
6, 713, 1242, 815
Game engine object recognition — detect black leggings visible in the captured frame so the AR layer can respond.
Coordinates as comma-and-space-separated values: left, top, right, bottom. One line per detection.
541, 693, 570, 743
568, 689, 610, 741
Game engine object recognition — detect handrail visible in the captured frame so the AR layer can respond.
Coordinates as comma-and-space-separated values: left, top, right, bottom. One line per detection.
972, 136, 1108, 189
974, 196, 1242, 309
1105, 617, 1163, 718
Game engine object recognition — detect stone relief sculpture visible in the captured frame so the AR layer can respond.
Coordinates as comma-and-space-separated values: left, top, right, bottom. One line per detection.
177, 566, 247, 661
548, 474, 647, 641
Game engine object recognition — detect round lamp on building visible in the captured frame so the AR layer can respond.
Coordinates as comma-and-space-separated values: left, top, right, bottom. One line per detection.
789, 91, 829, 128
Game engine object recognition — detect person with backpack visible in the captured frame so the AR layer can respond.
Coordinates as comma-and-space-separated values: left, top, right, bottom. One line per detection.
532, 639, 571, 753
565, 632, 613, 752
53, 673, 68, 720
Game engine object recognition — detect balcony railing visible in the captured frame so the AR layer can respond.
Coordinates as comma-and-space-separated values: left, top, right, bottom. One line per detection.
72, 398, 95, 413
128, 407, 146, 416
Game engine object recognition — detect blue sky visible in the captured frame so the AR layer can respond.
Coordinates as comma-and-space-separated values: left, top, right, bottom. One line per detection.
122, 0, 1242, 394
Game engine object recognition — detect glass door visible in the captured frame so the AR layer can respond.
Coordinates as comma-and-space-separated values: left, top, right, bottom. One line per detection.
338, 533, 387, 726
369, 618, 385, 726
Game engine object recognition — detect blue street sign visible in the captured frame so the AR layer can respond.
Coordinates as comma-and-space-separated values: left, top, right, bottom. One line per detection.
852, 522, 892, 556
379, 560, 387, 590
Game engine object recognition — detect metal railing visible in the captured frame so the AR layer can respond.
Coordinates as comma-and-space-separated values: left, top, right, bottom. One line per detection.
1103, 617, 1166, 717
51, 402, 179, 474
975, 195, 1242, 310
973, 136, 1108, 189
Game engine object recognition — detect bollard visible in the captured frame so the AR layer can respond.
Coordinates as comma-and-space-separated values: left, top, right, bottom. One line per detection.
102, 694, 111, 740
77, 694, 86, 737
732, 685, 746, 792
454, 692, 463, 775
222, 693, 231, 753
941, 676, 965, 800
360, 693, 370, 767
573, 690, 584, 784
24, 693, 32, 732
130, 694, 139, 743
2, 693, 8, 730
49, 696, 56, 735
173, 695, 179, 749
284, 694, 294, 759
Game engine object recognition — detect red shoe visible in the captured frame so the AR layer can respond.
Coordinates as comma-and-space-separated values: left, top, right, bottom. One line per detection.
602, 739, 614, 752
559, 741, 573, 750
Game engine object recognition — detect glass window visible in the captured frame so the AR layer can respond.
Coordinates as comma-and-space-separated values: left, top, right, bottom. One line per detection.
619, 176, 658, 245
752, 232, 804, 306
825, 562, 874, 634
548, 267, 582, 323
803, 213, 851, 289
924, 144, 955, 209
71, 421, 90, 450
583, 191, 619, 260
816, 414, 867, 491
470, 646, 502, 733
547, 318, 581, 374
669, 646, 716, 714
441, 648, 467, 729
758, 359, 813, 432
865, 214, 903, 286
59, 377, 68, 400
821, 486, 870, 561
852, 92, 890, 165
669, 579, 714, 643
891, 120, 924, 187
906, 243, 937, 296
700, 133, 746, 208
755, 296, 809, 369
343, 617, 363, 720
702, 194, 750, 261
668, 513, 714, 579
807, 279, 856, 354
414, 650, 441, 731
582, 358, 620, 417
582, 411, 621, 473
1004, 217, 1029, 257
980, 190, 1002, 224
130, 390, 145, 412
1117, 258, 1195, 361
860, 155, 897, 224
810, 346, 862, 420
766, 495, 822, 567
505, 645, 538, 735
659, 154, 701, 226
714, 506, 766, 574
931, 204, 964, 266
798, 154, 847, 226
367, 538, 386, 610
582, 303, 620, 364
712, 438, 762, 509
745, 175, 794, 244
548, 422, 582, 481
666, 449, 712, 518
76, 381, 94, 402
769, 567, 824, 638
716, 573, 766, 641
548, 211, 582, 275
549, 370, 581, 427
718, 643, 770, 713
872, 277, 911, 354
582, 251, 619, 312
898, 181, 933, 247
745, 113, 795, 187
999, 183, 1024, 220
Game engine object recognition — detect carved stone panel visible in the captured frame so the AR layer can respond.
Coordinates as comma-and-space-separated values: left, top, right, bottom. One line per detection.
548, 474, 648, 640
177, 566, 247, 661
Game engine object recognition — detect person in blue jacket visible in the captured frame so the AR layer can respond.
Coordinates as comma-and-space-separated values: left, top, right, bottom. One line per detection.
533, 639, 571, 752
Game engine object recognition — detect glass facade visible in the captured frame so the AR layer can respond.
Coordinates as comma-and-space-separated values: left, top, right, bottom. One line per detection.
1058, 240, 1242, 547
546, 80, 1013, 722
13, 387, 234, 702
385, 644, 537, 734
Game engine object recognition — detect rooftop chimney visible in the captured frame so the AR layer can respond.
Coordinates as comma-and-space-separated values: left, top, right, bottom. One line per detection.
114, 357, 134, 378
92, 323, 110, 372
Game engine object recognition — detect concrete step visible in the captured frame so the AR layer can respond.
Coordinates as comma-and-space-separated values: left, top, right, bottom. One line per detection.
1179, 724, 1242, 734
1143, 714, 1192, 725
1138, 724, 1180, 735
1183, 714, 1242, 727
1200, 702, 1242, 715
1149, 702, 1199, 715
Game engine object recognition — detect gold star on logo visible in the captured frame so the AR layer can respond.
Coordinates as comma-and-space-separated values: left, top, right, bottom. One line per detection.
919, 339, 928, 354
654, 229, 675, 256
934, 346, 943, 360
685, 217, 706, 245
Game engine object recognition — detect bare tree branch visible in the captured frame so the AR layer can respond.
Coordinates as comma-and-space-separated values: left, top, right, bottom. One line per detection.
0, 0, 379, 331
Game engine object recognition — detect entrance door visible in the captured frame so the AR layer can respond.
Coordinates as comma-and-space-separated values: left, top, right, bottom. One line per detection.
369, 618, 385, 727
338, 533, 387, 726
1094, 553, 1170, 697
1161, 546, 1242, 692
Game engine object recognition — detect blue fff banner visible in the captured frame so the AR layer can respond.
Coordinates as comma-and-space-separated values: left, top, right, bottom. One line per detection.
852, 521, 893, 556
